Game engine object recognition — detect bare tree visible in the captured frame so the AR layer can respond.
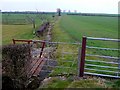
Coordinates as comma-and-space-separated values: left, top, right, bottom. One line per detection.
57, 8, 61, 16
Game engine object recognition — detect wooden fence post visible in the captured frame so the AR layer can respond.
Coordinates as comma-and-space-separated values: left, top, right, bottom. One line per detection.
39, 41, 46, 58
12, 39, 15, 44
79, 36, 87, 77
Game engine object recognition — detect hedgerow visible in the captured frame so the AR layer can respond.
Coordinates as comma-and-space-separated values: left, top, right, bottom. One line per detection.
2, 44, 31, 80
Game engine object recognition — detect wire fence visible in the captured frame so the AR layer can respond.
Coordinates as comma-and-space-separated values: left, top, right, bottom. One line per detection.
2, 19, 31, 25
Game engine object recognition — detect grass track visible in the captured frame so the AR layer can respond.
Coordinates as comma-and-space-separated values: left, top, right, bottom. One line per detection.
52, 17, 75, 42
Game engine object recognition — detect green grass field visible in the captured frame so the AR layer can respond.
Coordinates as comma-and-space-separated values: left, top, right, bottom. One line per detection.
52, 15, 118, 57
2, 13, 53, 44
2, 25, 34, 44
60, 15, 118, 39
53, 15, 118, 52
56, 15, 118, 45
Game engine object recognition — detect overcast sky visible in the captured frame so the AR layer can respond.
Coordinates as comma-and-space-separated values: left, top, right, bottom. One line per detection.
1, 0, 120, 14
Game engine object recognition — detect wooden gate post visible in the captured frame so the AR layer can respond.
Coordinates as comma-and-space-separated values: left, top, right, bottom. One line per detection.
79, 36, 87, 77
39, 41, 46, 58
12, 39, 15, 44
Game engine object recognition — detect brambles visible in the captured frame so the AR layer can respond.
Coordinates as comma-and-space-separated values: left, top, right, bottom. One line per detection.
2, 44, 31, 79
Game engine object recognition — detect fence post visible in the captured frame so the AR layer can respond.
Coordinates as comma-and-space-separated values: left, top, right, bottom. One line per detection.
12, 39, 15, 44
39, 41, 46, 58
28, 41, 30, 44
118, 59, 120, 77
79, 36, 87, 77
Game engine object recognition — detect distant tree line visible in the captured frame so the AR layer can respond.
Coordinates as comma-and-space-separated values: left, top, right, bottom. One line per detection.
67, 13, 119, 17
2, 11, 56, 15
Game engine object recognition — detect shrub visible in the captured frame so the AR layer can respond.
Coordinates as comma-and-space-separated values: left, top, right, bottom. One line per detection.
2, 44, 31, 79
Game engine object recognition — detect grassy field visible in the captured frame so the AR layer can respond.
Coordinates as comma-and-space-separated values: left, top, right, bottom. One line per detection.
59, 15, 118, 39
2, 13, 53, 45
2, 25, 34, 44
59, 15, 118, 48
52, 15, 118, 57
